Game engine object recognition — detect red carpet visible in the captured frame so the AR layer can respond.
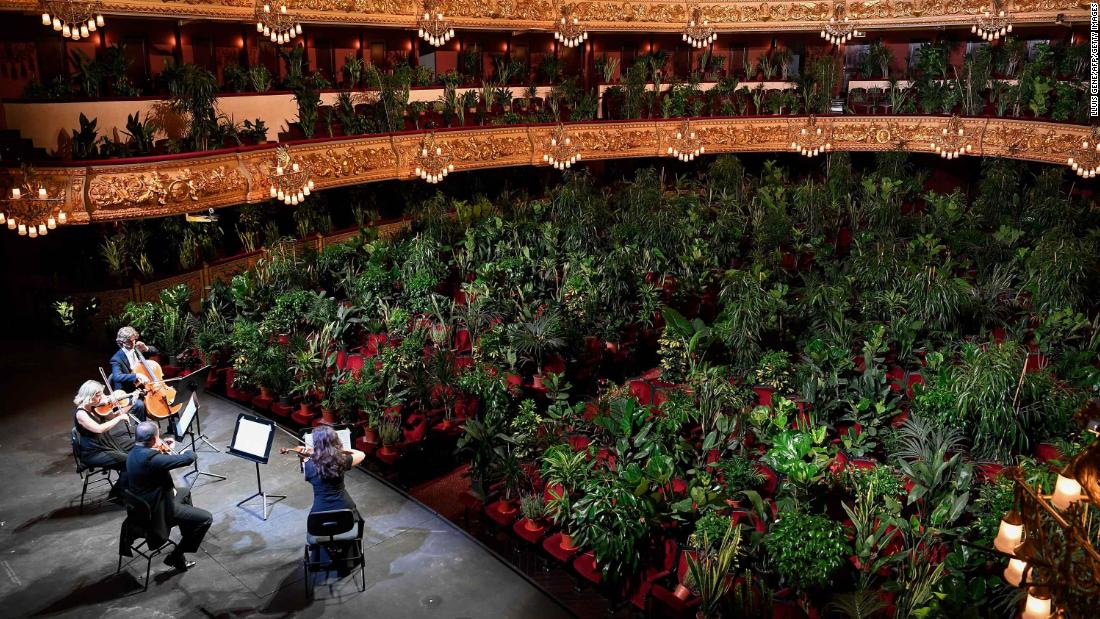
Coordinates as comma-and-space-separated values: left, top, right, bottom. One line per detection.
409, 464, 471, 522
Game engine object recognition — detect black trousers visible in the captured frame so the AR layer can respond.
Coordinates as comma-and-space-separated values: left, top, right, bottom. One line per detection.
171, 487, 212, 554
131, 399, 147, 422
81, 448, 129, 493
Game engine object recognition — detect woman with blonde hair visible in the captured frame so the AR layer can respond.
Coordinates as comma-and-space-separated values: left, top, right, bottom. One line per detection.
73, 379, 132, 499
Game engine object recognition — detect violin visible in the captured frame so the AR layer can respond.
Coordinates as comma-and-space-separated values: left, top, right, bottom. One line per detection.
133, 348, 182, 420
94, 388, 142, 416
153, 437, 176, 455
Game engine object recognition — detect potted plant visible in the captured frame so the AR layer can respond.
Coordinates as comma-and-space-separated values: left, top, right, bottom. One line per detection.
518, 493, 547, 533
377, 414, 403, 460
686, 521, 743, 618
752, 350, 794, 404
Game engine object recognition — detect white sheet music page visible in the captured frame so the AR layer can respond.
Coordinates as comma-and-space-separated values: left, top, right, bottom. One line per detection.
232, 417, 273, 458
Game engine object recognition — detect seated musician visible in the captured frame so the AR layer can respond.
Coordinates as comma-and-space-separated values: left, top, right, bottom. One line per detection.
110, 326, 154, 421
293, 426, 365, 570
73, 380, 134, 501
126, 421, 212, 572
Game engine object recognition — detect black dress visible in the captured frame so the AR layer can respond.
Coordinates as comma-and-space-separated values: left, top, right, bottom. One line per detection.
74, 407, 131, 489
304, 455, 359, 517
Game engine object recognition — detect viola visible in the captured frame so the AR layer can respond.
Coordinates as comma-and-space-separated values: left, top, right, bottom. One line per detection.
133, 349, 182, 419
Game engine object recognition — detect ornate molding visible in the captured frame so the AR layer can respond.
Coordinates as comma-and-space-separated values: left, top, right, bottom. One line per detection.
11, 117, 1093, 222
85, 152, 247, 220
0, 0, 1087, 30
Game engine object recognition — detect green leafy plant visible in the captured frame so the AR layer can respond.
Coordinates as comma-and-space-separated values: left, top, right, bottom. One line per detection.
764, 510, 850, 590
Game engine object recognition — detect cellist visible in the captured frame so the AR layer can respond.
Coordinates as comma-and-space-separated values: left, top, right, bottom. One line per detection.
110, 326, 155, 421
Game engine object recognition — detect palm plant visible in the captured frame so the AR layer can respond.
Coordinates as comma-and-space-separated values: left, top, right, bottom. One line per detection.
510, 307, 565, 375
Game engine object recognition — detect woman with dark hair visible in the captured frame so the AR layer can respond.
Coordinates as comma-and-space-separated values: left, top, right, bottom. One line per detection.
302, 425, 366, 518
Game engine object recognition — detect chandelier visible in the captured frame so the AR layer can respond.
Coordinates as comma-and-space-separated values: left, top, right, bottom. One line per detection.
789, 115, 833, 157
255, 1, 302, 45
929, 115, 972, 159
820, 3, 861, 45
1067, 130, 1100, 179
666, 120, 705, 161
992, 402, 1100, 619
267, 146, 314, 205
682, 2, 717, 49
40, 0, 103, 41
542, 124, 581, 170
413, 133, 454, 184
1, 173, 67, 238
553, 4, 587, 48
972, 1, 1013, 41
417, 0, 455, 47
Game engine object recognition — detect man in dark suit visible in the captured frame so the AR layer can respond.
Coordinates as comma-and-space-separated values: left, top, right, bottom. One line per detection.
111, 326, 152, 421
126, 421, 212, 571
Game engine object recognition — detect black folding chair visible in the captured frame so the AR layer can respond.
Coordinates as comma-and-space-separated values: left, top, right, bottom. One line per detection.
117, 489, 177, 591
303, 509, 366, 600
71, 427, 114, 514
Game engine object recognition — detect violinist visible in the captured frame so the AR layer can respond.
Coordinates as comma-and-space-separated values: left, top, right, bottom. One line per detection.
126, 422, 212, 572
73, 380, 134, 501
110, 326, 155, 421
286, 426, 365, 573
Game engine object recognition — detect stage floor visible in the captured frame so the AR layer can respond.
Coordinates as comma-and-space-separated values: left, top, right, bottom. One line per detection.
0, 342, 572, 618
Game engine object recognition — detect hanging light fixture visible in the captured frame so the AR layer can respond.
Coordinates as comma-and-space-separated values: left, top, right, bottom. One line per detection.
972, 0, 1013, 41
553, 3, 587, 49
666, 120, 704, 161
39, 0, 103, 41
416, 0, 455, 47
682, 2, 717, 49
820, 3, 861, 46
1, 169, 67, 239
1067, 128, 1100, 178
542, 124, 581, 170
413, 133, 454, 184
266, 146, 314, 206
255, 0, 302, 46
992, 401, 1100, 619
929, 115, 972, 159
790, 115, 833, 157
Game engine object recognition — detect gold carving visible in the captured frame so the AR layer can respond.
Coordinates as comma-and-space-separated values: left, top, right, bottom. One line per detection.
88, 165, 245, 211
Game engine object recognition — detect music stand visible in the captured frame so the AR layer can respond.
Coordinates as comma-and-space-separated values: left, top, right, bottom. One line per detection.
175, 393, 227, 486
169, 365, 217, 452
227, 413, 285, 520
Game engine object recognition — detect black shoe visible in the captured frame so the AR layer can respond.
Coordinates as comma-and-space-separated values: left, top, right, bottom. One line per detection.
164, 553, 196, 572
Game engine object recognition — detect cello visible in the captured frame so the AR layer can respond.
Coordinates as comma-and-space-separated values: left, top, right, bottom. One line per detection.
133, 348, 182, 419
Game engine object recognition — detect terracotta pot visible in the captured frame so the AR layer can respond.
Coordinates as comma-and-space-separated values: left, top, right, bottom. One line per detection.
379, 444, 400, 457
259, 386, 272, 399
523, 518, 545, 533
559, 534, 577, 551
320, 407, 338, 424
362, 427, 379, 444
673, 584, 692, 601
298, 402, 312, 417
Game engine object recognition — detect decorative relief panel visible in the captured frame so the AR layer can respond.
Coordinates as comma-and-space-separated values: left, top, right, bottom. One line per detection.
86, 155, 246, 221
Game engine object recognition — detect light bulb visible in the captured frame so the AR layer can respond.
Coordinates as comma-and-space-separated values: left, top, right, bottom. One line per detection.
270, 185, 277, 198
80, 25, 89, 38
0, 213, 5, 224
18, 224, 26, 235
62, 24, 71, 37
1052, 472, 1082, 510
993, 512, 1024, 554
96, 15, 104, 27
38, 187, 47, 199
42, 12, 51, 25
1021, 590, 1052, 619
11, 188, 20, 199
87, 18, 95, 32
38, 224, 47, 235
57, 211, 66, 224
47, 216, 56, 229
1003, 558, 1027, 587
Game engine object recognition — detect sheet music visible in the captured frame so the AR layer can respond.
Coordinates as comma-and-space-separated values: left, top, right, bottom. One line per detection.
174, 394, 198, 436
232, 417, 274, 459
304, 428, 352, 451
